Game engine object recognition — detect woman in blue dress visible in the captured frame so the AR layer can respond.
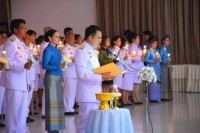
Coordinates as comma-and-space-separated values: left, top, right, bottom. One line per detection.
42, 29, 66, 133
145, 36, 161, 102
159, 35, 173, 101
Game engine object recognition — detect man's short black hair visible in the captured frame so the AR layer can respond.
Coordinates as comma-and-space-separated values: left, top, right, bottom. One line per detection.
161, 34, 170, 43
10, 19, 26, 33
124, 29, 131, 37
64, 27, 73, 35
27, 30, 36, 36
84, 25, 102, 40
127, 32, 138, 44
143, 30, 152, 36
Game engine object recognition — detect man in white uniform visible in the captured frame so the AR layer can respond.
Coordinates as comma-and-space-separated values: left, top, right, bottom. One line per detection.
75, 25, 113, 133
0, 19, 32, 133
0, 31, 8, 127
63, 33, 79, 115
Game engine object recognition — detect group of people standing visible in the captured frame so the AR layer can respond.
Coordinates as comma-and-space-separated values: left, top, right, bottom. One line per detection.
0, 18, 173, 133
98, 30, 173, 105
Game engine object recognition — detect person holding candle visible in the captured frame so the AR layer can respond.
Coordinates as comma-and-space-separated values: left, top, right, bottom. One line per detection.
120, 39, 133, 105
111, 36, 124, 91
42, 29, 66, 133
141, 30, 152, 50
159, 35, 173, 101
99, 36, 113, 92
23, 34, 36, 123
123, 32, 144, 104
62, 33, 79, 115
1, 19, 32, 133
145, 36, 161, 102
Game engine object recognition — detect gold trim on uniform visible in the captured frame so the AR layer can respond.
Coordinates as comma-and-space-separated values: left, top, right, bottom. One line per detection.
11, 38, 16, 42
80, 45, 86, 50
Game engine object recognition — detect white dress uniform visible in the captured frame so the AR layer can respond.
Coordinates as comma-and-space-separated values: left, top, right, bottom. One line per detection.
62, 43, 77, 112
3, 34, 29, 133
24, 45, 36, 115
0, 45, 6, 116
39, 42, 48, 116
74, 41, 102, 133
111, 46, 124, 88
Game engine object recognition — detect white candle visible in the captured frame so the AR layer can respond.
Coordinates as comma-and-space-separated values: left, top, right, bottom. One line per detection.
113, 84, 118, 93
59, 41, 62, 45
2, 51, 6, 55
132, 51, 136, 57
144, 45, 146, 49
168, 53, 170, 57
37, 45, 40, 49
156, 52, 159, 56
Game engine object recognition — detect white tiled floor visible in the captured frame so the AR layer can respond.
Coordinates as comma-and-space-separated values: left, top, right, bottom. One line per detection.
0, 92, 200, 133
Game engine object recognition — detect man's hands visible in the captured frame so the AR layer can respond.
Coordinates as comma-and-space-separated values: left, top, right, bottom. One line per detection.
102, 72, 114, 81
60, 63, 65, 69
0, 63, 4, 70
24, 62, 32, 70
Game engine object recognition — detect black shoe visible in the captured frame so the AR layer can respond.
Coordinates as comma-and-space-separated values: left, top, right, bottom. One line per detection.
74, 111, 79, 114
64, 112, 74, 115
74, 104, 79, 108
38, 103, 42, 107
0, 114, 6, 119
121, 103, 130, 106
149, 100, 159, 103
33, 101, 37, 104
161, 99, 172, 101
27, 117, 35, 123
0, 123, 5, 127
42, 116, 45, 119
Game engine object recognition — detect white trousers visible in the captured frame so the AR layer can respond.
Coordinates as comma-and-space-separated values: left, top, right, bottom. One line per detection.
76, 102, 99, 133
5, 89, 28, 133
63, 78, 77, 112
0, 86, 5, 115
27, 81, 34, 115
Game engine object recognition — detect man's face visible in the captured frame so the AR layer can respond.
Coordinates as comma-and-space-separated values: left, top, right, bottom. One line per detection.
1, 33, 8, 44
91, 31, 102, 47
30, 34, 36, 43
14, 23, 27, 39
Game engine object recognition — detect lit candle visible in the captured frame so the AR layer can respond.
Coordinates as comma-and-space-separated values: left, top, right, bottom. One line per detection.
132, 51, 136, 57
37, 45, 40, 49
2, 51, 6, 58
168, 53, 170, 57
2, 51, 6, 55
113, 84, 118, 93
144, 45, 146, 49
59, 41, 62, 45
142, 49, 147, 57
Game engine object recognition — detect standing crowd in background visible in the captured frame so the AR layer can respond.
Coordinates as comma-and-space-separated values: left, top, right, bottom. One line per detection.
0, 18, 172, 133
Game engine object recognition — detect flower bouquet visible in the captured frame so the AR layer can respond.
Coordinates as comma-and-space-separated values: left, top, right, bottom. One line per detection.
62, 54, 71, 71
0, 51, 9, 72
138, 66, 157, 83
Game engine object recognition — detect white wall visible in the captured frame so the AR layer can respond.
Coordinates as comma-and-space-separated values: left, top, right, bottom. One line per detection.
11, 0, 97, 38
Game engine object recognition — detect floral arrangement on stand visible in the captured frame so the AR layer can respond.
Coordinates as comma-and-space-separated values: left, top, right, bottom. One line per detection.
138, 66, 157, 83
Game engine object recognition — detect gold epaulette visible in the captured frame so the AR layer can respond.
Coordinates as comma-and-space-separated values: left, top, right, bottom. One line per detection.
129, 44, 133, 46
11, 38, 16, 42
150, 48, 154, 53
80, 45, 86, 50
163, 47, 166, 51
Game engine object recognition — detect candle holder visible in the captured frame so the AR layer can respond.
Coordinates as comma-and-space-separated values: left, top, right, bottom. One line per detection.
96, 93, 113, 110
